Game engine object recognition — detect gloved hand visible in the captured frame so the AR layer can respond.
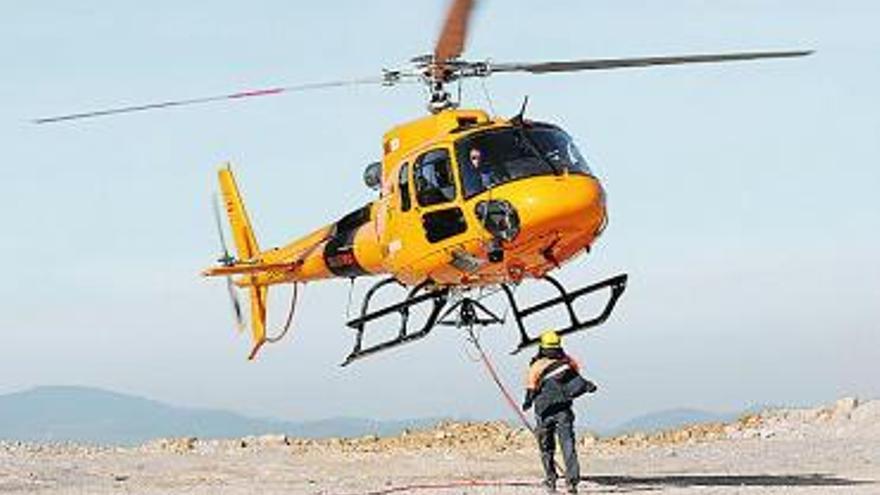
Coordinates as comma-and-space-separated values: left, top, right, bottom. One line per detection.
522, 390, 534, 411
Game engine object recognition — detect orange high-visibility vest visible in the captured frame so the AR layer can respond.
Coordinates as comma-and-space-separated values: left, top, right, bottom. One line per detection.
525, 356, 580, 391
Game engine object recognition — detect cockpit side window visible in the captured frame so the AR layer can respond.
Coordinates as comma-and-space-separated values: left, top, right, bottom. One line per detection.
413, 148, 456, 207
455, 126, 592, 199
398, 162, 411, 212
528, 127, 592, 176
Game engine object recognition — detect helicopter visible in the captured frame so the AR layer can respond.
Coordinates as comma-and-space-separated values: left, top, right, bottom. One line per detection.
35, 0, 811, 365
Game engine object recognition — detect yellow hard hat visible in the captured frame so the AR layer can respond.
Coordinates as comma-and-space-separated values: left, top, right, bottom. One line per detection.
539, 330, 561, 349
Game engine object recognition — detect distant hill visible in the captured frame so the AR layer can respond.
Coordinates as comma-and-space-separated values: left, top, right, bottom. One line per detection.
0, 386, 443, 445
604, 408, 739, 436
1, 386, 760, 445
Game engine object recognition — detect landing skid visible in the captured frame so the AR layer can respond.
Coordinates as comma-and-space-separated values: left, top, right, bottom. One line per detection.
343, 279, 450, 366
501, 273, 628, 353
342, 273, 628, 366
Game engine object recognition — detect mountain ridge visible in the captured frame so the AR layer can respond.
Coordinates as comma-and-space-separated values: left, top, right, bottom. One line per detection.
1, 385, 755, 444
0, 386, 444, 445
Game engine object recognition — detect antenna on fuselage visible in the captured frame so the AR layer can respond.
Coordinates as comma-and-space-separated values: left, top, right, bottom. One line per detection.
511, 95, 530, 125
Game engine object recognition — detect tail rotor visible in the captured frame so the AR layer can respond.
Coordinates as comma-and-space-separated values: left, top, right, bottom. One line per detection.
211, 195, 246, 333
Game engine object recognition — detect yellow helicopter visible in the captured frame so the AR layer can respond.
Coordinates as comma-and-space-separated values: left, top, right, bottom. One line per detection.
36, 0, 811, 364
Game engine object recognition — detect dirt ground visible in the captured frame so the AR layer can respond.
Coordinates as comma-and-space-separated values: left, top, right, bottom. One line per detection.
1, 398, 877, 494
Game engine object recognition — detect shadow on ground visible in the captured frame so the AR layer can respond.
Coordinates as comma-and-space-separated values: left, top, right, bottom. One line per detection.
584, 473, 872, 491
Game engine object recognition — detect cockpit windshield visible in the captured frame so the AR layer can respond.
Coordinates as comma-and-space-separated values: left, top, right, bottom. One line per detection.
455, 125, 592, 198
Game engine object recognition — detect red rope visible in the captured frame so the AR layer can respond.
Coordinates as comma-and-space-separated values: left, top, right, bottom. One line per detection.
465, 328, 536, 433
352, 479, 538, 495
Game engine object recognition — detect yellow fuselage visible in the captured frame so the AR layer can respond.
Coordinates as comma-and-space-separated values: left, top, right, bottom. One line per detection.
241, 109, 606, 288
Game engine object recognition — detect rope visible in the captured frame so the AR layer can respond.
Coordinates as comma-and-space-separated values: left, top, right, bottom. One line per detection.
465, 326, 535, 433
343, 478, 539, 495
256, 232, 330, 345
265, 283, 298, 343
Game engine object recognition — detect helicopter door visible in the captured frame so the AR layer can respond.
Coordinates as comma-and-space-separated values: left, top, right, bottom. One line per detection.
412, 148, 467, 243
382, 160, 422, 277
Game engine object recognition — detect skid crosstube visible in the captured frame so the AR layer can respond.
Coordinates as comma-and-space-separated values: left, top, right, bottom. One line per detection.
502, 273, 628, 353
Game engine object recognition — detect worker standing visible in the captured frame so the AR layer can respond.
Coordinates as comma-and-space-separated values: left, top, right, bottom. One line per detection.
522, 330, 597, 494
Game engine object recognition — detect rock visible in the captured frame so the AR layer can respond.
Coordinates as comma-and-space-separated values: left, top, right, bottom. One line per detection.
152, 437, 197, 453
759, 429, 776, 439
580, 432, 598, 447
833, 397, 859, 419
240, 435, 259, 448
257, 434, 290, 447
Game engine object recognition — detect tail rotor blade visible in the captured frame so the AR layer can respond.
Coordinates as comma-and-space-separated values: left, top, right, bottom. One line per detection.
226, 277, 246, 333
212, 195, 245, 333
211, 195, 233, 266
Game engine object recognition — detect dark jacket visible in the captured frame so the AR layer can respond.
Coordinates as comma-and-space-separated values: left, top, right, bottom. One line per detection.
523, 348, 581, 417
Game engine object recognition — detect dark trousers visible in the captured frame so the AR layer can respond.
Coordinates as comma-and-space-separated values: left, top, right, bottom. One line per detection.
535, 408, 580, 487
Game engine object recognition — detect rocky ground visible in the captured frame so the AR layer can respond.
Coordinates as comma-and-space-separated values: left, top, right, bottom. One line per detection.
1, 397, 877, 494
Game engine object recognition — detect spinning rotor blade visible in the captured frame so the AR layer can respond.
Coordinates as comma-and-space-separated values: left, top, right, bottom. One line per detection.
490, 50, 813, 75
211, 195, 232, 263
434, 0, 477, 74
225, 278, 246, 333
34, 76, 391, 124
212, 196, 245, 333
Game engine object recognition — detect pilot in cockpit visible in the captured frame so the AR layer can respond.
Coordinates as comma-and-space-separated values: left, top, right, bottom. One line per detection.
462, 146, 493, 196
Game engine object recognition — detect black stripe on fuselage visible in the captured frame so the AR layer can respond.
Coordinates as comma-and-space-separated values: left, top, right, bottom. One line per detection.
323, 205, 371, 277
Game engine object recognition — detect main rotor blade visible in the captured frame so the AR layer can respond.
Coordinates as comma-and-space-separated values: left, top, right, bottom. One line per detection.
490, 50, 813, 75
33, 76, 389, 124
434, 0, 477, 72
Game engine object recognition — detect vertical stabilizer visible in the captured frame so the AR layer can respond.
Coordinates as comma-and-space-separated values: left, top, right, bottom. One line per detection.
218, 164, 260, 261
216, 164, 267, 359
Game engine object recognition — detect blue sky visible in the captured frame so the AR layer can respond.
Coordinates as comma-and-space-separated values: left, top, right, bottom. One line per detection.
1, 1, 878, 430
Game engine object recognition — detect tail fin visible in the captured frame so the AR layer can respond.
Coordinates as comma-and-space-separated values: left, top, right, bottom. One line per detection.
217, 164, 268, 359
218, 164, 260, 261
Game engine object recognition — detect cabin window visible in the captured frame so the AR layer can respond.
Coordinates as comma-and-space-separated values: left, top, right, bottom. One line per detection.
528, 127, 592, 176
398, 162, 411, 212
456, 126, 592, 199
422, 207, 467, 243
413, 148, 456, 207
